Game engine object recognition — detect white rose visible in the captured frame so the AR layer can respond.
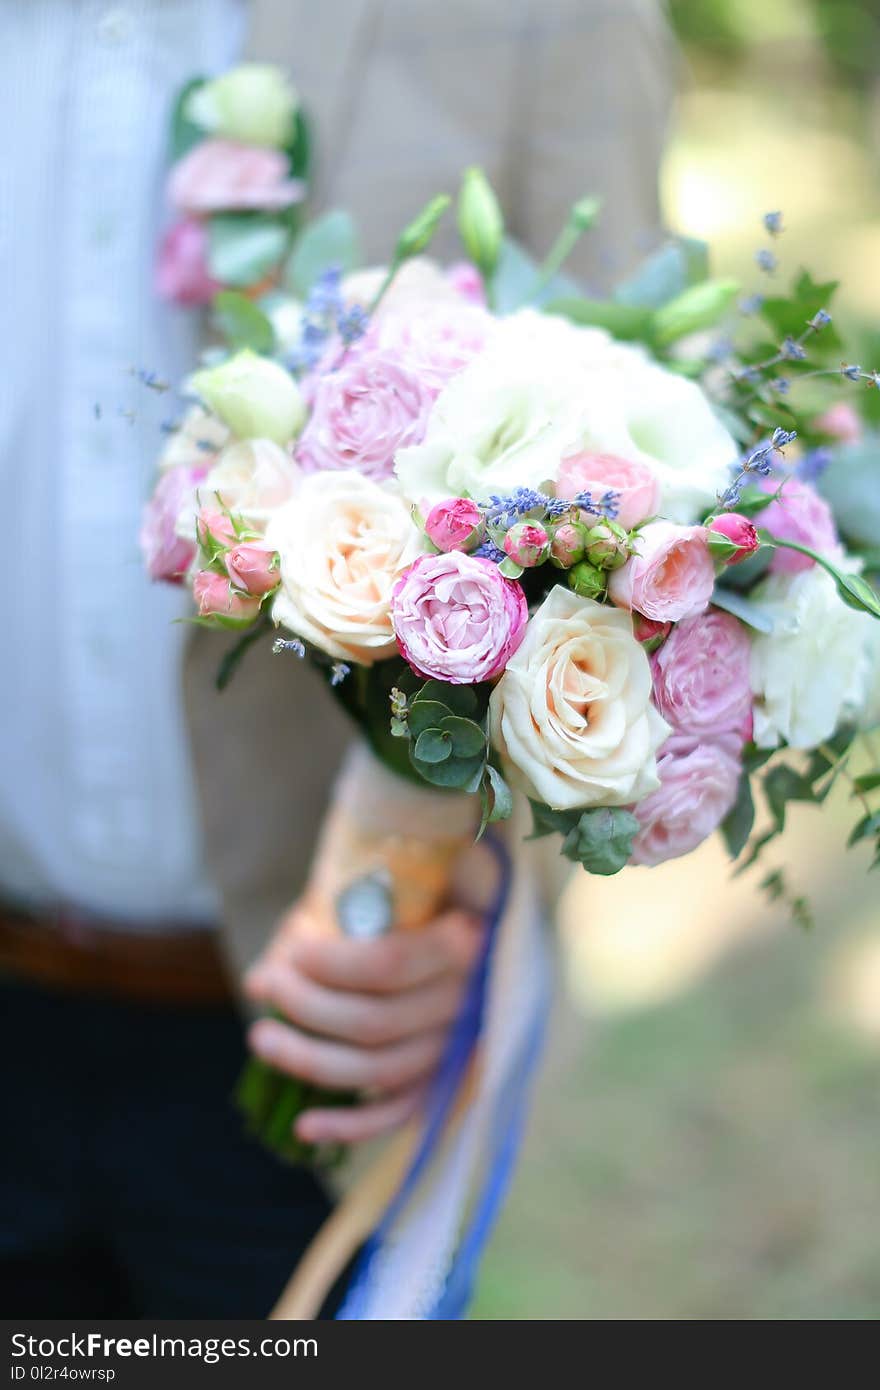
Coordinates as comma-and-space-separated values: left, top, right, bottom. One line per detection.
489, 585, 670, 810
750, 565, 870, 749
200, 438, 301, 533
159, 406, 229, 472
395, 311, 612, 505
186, 64, 298, 148
266, 471, 425, 664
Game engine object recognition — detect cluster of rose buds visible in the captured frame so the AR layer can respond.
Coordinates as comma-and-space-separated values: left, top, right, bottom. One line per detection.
192, 505, 280, 627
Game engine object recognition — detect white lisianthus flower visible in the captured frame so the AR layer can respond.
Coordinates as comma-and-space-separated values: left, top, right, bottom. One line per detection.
395, 311, 613, 505
750, 566, 871, 749
200, 439, 301, 533
266, 471, 425, 664
158, 405, 229, 472
186, 64, 298, 148
191, 350, 306, 446
489, 585, 671, 810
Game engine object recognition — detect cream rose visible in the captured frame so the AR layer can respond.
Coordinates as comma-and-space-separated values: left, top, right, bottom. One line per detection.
200, 438, 301, 533
750, 566, 870, 749
490, 585, 671, 810
265, 471, 425, 664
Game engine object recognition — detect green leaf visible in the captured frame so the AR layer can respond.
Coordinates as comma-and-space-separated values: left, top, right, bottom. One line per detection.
416, 681, 480, 718
414, 752, 484, 790
710, 587, 775, 633
170, 76, 207, 162
651, 279, 739, 347
848, 811, 880, 847
759, 535, 880, 619
527, 800, 577, 841
615, 240, 696, 309
721, 771, 755, 859
286, 106, 312, 182
212, 291, 275, 353
498, 556, 524, 580
484, 764, 513, 821
742, 741, 775, 774
440, 715, 486, 758
544, 296, 654, 342
215, 615, 271, 690
397, 193, 452, 263
764, 764, 816, 832
207, 213, 290, 288
406, 700, 450, 738
285, 210, 361, 295
561, 807, 640, 876
853, 773, 880, 794
414, 729, 453, 764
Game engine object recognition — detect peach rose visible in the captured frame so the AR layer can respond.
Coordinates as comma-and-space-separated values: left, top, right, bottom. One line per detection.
608, 521, 714, 623
555, 451, 660, 531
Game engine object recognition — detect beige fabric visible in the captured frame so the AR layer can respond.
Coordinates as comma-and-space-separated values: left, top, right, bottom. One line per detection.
184, 0, 675, 976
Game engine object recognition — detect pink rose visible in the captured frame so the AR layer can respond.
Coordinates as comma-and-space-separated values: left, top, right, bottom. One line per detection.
193, 569, 261, 625
651, 609, 753, 746
608, 521, 715, 622
504, 522, 550, 568
391, 551, 528, 684
364, 302, 493, 396
155, 218, 220, 306
140, 464, 205, 583
167, 138, 304, 214
224, 543, 279, 596
446, 261, 488, 306
425, 498, 483, 553
296, 351, 433, 481
196, 507, 236, 550
755, 477, 839, 575
707, 511, 760, 565
633, 614, 671, 651
630, 735, 741, 867
814, 401, 862, 445
556, 451, 660, 531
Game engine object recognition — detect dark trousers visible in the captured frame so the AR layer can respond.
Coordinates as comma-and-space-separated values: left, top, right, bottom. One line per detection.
0, 977, 336, 1318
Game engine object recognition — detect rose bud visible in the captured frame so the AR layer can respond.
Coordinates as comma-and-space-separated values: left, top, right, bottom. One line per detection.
196, 507, 237, 550
706, 512, 760, 566
632, 614, 671, 653
224, 543, 280, 596
584, 519, 631, 571
549, 519, 589, 570
424, 497, 484, 553
567, 560, 607, 601
193, 569, 261, 627
504, 521, 551, 568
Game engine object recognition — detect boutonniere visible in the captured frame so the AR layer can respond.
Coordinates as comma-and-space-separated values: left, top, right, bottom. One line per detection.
156, 64, 310, 309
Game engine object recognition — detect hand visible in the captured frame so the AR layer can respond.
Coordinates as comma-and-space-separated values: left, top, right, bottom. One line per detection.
243, 900, 482, 1146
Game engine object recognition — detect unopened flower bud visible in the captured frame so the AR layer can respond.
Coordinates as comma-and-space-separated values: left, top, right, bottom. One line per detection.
197, 507, 236, 550
457, 167, 504, 279
224, 543, 279, 596
193, 569, 261, 627
706, 512, 760, 566
585, 520, 630, 570
549, 519, 589, 569
568, 561, 607, 601
503, 521, 550, 569
424, 497, 484, 553
632, 614, 671, 652
395, 194, 451, 263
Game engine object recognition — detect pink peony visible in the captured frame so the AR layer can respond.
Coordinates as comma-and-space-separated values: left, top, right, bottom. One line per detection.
296, 350, 433, 481
364, 302, 493, 396
707, 511, 760, 565
608, 521, 715, 623
193, 569, 261, 624
140, 464, 205, 583
424, 498, 483, 553
630, 735, 741, 867
224, 543, 279, 596
167, 138, 304, 214
814, 400, 862, 445
651, 609, 753, 747
556, 451, 660, 531
391, 551, 528, 684
756, 477, 839, 575
155, 218, 220, 306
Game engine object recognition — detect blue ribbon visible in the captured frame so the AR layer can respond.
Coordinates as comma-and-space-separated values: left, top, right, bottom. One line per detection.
337, 835, 549, 1320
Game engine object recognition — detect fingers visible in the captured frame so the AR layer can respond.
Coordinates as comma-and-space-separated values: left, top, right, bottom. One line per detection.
245, 964, 466, 1047
248, 1017, 447, 1093
294, 1086, 425, 1146
255, 909, 482, 996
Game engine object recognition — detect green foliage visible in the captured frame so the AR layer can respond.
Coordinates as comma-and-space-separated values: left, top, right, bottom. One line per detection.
528, 801, 639, 875
170, 76, 207, 161
285, 106, 311, 182
721, 771, 755, 858
395, 194, 452, 264
759, 270, 841, 354
212, 291, 275, 353
207, 213, 291, 287
285, 210, 361, 295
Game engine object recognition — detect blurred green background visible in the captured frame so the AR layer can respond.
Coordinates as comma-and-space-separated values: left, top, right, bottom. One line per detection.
473, 0, 880, 1321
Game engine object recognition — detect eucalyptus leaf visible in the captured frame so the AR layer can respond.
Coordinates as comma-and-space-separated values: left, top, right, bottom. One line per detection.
561, 807, 639, 876
492, 238, 580, 314
212, 291, 275, 353
527, 800, 576, 841
416, 681, 479, 718
285, 210, 361, 295
414, 752, 483, 789
614, 238, 708, 310
711, 586, 776, 634
414, 729, 453, 764
440, 715, 486, 758
483, 764, 513, 822
406, 700, 450, 738
170, 77, 207, 162
208, 214, 290, 288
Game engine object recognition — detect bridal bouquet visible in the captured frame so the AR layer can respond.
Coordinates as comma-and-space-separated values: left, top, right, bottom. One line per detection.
142, 169, 880, 1156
